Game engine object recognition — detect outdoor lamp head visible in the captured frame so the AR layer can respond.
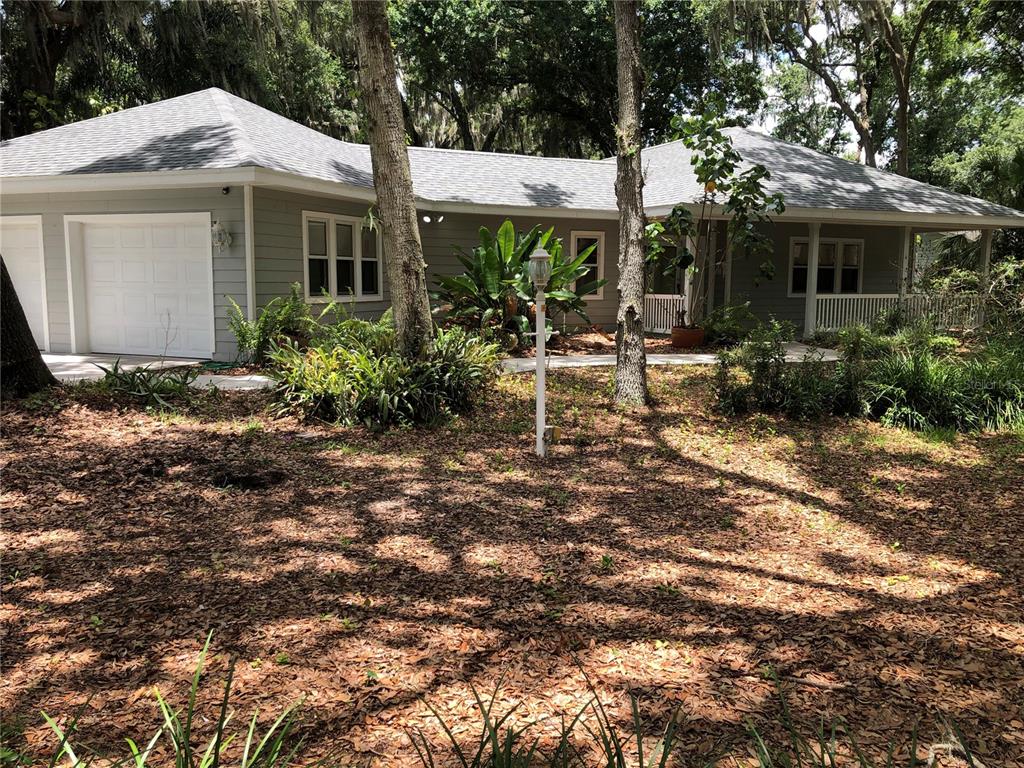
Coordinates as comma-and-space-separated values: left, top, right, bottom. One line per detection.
528, 246, 552, 288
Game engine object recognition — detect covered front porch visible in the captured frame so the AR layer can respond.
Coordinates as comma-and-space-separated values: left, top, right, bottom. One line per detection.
644, 219, 996, 336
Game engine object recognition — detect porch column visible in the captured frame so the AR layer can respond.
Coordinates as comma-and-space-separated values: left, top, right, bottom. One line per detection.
897, 225, 912, 300
244, 183, 256, 321
979, 229, 993, 291
979, 229, 993, 326
706, 224, 717, 313
803, 222, 821, 337
723, 238, 733, 306
684, 235, 697, 322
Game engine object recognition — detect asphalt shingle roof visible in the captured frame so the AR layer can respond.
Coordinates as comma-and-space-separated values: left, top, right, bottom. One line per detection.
1, 88, 1021, 222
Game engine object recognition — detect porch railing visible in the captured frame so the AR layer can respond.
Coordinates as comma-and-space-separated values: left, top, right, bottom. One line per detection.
815, 293, 983, 331
644, 293, 687, 334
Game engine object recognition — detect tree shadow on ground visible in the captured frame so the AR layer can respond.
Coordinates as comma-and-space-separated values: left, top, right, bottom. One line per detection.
1, 369, 1022, 765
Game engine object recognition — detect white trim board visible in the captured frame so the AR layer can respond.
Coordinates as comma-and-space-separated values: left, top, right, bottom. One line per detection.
570, 229, 607, 301
301, 209, 383, 303
62, 211, 215, 356
6, 166, 1022, 228
0, 214, 50, 351
787, 236, 866, 298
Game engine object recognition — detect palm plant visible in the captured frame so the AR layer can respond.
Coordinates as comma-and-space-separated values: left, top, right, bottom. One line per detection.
432, 219, 606, 347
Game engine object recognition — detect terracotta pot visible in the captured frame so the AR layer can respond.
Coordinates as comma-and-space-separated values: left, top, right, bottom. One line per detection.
671, 326, 705, 349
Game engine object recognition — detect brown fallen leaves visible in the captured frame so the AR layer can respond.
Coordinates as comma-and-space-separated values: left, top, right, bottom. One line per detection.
1, 369, 1022, 766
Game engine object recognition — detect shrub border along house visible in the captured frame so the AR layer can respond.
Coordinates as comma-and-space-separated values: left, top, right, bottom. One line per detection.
716, 318, 1024, 433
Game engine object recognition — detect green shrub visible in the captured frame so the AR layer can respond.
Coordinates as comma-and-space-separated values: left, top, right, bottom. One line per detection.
269, 322, 500, 428
311, 307, 396, 355
228, 283, 312, 364
716, 319, 793, 413
867, 343, 1024, 431
96, 359, 198, 408
702, 301, 757, 346
718, 320, 1024, 432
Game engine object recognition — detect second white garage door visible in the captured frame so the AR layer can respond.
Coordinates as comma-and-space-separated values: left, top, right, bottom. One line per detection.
82, 216, 214, 358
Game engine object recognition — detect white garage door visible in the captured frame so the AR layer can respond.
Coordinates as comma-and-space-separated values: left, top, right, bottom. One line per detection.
83, 217, 213, 357
0, 218, 47, 350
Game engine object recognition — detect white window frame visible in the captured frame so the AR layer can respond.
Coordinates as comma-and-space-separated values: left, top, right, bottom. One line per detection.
570, 230, 606, 300
302, 210, 383, 302
787, 236, 865, 297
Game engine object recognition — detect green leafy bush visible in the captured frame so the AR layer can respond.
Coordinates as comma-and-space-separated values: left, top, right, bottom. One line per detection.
716, 320, 1024, 432
867, 343, 1024, 431
702, 301, 757, 346
270, 321, 500, 428
227, 283, 312, 364
432, 219, 606, 348
96, 359, 198, 408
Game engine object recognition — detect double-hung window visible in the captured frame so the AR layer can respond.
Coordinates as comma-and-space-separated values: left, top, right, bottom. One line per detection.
303, 211, 383, 301
570, 230, 605, 300
789, 237, 863, 296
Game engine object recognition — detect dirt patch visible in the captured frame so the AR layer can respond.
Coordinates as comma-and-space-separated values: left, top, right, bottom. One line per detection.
1, 370, 1022, 765
514, 329, 711, 357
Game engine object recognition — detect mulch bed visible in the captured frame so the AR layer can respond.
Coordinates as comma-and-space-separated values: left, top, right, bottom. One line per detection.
2, 370, 1022, 765
516, 329, 702, 357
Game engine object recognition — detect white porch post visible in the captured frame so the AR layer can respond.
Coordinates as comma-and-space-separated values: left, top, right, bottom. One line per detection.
803, 222, 821, 337
684, 234, 697, 322
706, 224, 717, 314
979, 229, 993, 326
244, 183, 256, 321
979, 229, 993, 291
897, 225, 912, 300
723, 238, 732, 306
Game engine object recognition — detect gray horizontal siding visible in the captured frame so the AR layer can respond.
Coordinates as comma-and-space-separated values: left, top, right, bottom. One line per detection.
1, 188, 245, 359
253, 188, 621, 329
252, 187, 390, 318
729, 221, 903, 330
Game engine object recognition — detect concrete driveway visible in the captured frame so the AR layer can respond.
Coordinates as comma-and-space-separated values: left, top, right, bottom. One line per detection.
43, 353, 273, 390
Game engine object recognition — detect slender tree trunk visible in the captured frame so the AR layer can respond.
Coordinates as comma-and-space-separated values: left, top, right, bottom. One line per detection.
1, 257, 57, 399
352, 0, 433, 360
612, 0, 648, 406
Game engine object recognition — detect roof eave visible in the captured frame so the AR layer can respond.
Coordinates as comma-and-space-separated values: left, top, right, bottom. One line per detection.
644, 202, 1024, 229
0, 166, 621, 219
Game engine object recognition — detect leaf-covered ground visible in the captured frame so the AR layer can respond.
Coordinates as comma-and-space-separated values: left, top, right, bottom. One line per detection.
2, 369, 1022, 765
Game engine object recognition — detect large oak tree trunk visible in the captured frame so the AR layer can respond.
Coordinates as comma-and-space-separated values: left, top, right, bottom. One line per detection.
352, 0, 434, 360
1, 257, 57, 399
612, 0, 648, 406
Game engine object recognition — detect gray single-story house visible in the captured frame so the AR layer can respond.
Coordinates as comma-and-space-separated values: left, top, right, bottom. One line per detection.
2, 88, 1022, 360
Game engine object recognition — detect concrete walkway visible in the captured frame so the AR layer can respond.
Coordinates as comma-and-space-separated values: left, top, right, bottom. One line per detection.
501, 342, 837, 373
45, 341, 837, 389
43, 353, 274, 390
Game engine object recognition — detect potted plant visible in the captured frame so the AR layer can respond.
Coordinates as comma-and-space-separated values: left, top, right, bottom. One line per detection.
671, 307, 705, 348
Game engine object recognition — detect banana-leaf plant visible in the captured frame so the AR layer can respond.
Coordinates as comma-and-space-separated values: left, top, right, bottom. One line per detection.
432, 219, 606, 347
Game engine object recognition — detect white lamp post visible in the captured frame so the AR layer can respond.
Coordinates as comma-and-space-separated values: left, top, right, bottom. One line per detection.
528, 245, 552, 457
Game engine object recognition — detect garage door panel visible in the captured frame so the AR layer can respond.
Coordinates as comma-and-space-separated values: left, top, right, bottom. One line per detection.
123, 261, 150, 283
84, 226, 118, 249
122, 294, 150, 320
152, 225, 179, 248
0, 220, 46, 349
83, 217, 212, 358
88, 258, 119, 283
119, 226, 147, 248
